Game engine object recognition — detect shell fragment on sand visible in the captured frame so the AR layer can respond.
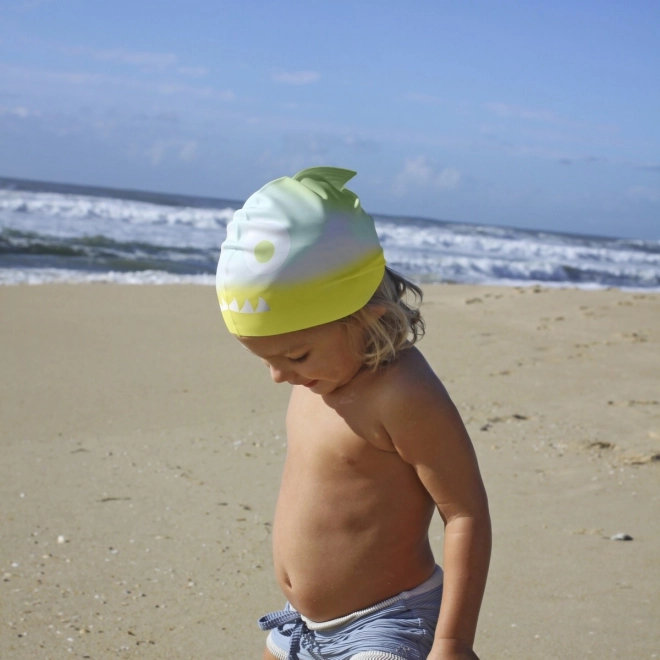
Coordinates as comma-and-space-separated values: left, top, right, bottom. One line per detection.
609, 533, 633, 541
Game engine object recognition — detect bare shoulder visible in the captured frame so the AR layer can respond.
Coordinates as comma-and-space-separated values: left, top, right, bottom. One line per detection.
371, 347, 473, 463
372, 347, 454, 419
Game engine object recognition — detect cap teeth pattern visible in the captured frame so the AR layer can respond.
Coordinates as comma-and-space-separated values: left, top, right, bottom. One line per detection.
221, 297, 271, 315
255, 297, 270, 312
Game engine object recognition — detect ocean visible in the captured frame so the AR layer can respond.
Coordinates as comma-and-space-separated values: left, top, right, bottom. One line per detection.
1, 176, 659, 290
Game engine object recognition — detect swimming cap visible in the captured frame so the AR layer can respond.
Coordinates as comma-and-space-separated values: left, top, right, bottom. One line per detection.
216, 167, 386, 336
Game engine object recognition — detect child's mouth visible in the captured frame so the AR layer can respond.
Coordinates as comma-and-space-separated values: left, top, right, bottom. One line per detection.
303, 380, 319, 388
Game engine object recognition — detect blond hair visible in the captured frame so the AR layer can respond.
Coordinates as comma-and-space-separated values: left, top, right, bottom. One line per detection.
344, 267, 425, 369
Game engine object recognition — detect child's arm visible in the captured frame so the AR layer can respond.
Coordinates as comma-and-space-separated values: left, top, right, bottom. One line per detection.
381, 369, 491, 660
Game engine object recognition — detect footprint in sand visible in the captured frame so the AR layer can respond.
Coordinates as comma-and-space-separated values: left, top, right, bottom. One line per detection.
480, 414, 529, 431
585, 441, 616, 458
619, 453, 660, 466
614, 332, 649, 343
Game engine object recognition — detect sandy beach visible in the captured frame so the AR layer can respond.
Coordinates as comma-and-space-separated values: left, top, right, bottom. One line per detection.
1, 283, 658, 659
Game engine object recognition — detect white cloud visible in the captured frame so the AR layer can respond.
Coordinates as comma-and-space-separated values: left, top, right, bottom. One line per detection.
178, 140, 198, 162
0, 105, 35, 118
637, 163, 660, 173
81, 48, 208, 77
19, 0, 54, 8
0, 63, 234, 102
404, 92, 444, 104
485, 102, 558, 123
626, 186, 660, 203
93, 49, 179, 70
176, 66, 209, 78
393, 156, 462, 196
147, 139, 199, 165
272, 70, 320, 85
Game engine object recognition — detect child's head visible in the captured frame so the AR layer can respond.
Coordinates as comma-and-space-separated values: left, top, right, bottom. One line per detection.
216, 167, 424, 382
216, 166, 386, 337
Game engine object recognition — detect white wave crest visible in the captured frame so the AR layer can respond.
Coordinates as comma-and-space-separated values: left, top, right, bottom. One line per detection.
2, 187, 659, 290
0, 268, 215, 286
0, 189, 237, 249
0, 189, 235, 227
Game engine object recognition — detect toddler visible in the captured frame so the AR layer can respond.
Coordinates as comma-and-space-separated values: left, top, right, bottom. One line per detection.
216, 167, 491, 660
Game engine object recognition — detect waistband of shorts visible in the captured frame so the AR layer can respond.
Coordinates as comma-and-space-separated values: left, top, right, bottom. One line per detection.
299, 565, 443, 631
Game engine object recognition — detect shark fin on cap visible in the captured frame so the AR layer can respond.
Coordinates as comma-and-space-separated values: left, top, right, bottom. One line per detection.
293, 167, 357, 192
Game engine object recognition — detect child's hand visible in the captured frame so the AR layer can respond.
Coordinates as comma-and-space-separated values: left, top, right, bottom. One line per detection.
428, 639, 481, 660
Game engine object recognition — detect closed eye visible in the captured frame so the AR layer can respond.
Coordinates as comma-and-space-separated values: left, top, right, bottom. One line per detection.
290, 353, 309, 364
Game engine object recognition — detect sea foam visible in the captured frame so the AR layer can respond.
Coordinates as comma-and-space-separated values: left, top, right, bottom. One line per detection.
1, 180, 659, 290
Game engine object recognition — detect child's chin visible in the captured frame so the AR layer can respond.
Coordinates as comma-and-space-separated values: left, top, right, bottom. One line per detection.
304, 379, 335, 394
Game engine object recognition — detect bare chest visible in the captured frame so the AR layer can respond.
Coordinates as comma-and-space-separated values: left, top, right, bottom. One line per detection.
279, 386, 432, 536
286, 385, 395, 467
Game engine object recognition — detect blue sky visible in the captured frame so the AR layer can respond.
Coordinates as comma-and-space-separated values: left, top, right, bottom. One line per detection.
1, 1, 658, 239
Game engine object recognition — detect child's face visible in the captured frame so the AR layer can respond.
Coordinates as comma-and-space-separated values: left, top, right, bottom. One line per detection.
237, 322, 365, 395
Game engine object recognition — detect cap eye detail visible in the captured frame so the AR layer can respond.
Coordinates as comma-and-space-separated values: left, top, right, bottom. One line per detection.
243, 221, 291, 274
254, 240, 275, 264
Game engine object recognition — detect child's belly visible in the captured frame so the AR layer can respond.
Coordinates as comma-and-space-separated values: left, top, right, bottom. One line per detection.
271, 448, 436, 622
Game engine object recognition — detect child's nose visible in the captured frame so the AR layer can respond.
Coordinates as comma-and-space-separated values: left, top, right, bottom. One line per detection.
269, 365, 291, 384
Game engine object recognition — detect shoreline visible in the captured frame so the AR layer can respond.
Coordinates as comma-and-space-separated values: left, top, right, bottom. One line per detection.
2, 269, 660, 294
1, 284, 658, 658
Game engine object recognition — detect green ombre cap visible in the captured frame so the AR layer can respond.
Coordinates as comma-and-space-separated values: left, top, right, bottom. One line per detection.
216, 167, 386, 336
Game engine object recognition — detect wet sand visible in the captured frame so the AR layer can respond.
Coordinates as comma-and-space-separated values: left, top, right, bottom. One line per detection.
1, 284, 658, 659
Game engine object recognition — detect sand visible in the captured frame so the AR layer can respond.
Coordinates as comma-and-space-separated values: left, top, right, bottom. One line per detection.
1, 284, 658, 659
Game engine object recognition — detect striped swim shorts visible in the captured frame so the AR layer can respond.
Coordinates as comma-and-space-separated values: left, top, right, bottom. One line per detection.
258, 565, 443, 660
